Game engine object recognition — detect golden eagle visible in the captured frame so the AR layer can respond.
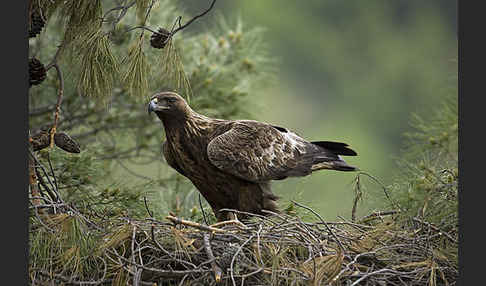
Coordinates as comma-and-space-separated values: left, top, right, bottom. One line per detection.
148, 91, 358, 221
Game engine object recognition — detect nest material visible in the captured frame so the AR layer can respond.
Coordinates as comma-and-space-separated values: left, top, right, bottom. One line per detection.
29, 205, 458, 286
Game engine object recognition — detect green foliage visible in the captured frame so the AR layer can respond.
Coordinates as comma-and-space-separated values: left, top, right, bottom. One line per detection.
60, 0, 103, 46
135, 0, 152, 25
405, 95, 458, 160
121, 38, 149, 98
29, 0, 275, 225
31, 0, 64, 20
36, 146, 149, 218
388, 93, 458, 229
75, 29, 120, 100
28, 2, 458, 284
29, 214, 103, 281
182, 16, 274, 119
46, 148, 106, 193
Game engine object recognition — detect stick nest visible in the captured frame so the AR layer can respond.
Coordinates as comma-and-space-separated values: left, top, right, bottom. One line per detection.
29, 203, 458, 286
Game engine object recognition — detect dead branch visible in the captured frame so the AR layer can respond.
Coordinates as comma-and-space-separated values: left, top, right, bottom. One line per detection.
166, 215, 228, 233
203, 233, 222, 283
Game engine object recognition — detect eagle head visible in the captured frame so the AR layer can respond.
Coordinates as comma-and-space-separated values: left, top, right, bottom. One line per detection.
147, 91, 190, 119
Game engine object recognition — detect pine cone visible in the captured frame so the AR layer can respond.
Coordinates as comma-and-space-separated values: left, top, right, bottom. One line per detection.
30, 130, 81, 153
54, 132, 81, 153
29, 58, 47, 87
150, 28, 171, 49
29, 10, 45, 38
30, 130, 51, 151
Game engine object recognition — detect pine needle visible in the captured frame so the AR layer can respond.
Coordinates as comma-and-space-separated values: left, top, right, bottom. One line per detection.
60, 0, 103, 46
135, 0, 152, 25
161, 38, 193, 101
75, 29, 119, 101
122, 38, 149, 98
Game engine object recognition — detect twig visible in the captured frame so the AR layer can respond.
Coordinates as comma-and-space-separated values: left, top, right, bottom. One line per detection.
199, 193, 209, 225
29, 149, 60, 200
35, 171, 59, 211
170, 0, 217, 36
143, 196, 154, 218
255, 224, 264, 266
350, 268, 395, 286
351, 173, 362, 222
239, 267, 263, 279
48, 63, 64, 148
177, 274, 189, 286
35, 256, 107, 285
166, 215, 227, 233
108, 250, 211, 278
123, 25, 159, 34
133, 269, 142, 286
28, 145, 42, 208
291, 200, 345, 252
203, 233, 222, 283
28, 202, 67, 210
131, 225, 139, 280
230, 233, 256, 286
412, 217, 457, 244
359, 210, 399, 223
102, 0, 136, 26
45, 43, 63, 71
332, 251, 377, 283
125, 0, 217, 50
31, 204, 55, 232
358, 171, 402, 211
211, 219, 249, 230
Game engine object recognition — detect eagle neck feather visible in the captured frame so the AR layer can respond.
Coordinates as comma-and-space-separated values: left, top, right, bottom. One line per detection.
162, 110, 214, 145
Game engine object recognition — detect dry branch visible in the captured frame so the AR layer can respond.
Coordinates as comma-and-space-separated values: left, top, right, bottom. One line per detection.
166, 215, 228, 233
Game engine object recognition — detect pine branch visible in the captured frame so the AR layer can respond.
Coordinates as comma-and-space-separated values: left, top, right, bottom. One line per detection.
171, 0, 217, 36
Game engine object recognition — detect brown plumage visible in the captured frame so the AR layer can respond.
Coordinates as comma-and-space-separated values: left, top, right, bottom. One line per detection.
148, 91, 358, 221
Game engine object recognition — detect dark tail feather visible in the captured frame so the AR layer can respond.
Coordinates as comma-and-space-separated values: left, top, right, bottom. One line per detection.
311, 141, 357, 156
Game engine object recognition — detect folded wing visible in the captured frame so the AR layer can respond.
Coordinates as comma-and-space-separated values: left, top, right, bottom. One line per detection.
207, 121, 356, 182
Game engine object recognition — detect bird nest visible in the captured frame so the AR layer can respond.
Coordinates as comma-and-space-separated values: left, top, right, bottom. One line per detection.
29, 201, 458, 286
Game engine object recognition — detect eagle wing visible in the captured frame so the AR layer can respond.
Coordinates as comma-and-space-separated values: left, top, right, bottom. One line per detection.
207, 120, 345, 182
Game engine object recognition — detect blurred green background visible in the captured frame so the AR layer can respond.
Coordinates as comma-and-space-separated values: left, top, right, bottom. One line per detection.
170, 0, 457, 219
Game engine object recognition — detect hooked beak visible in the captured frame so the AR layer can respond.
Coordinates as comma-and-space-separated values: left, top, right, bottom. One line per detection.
147, 97, 169, 114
